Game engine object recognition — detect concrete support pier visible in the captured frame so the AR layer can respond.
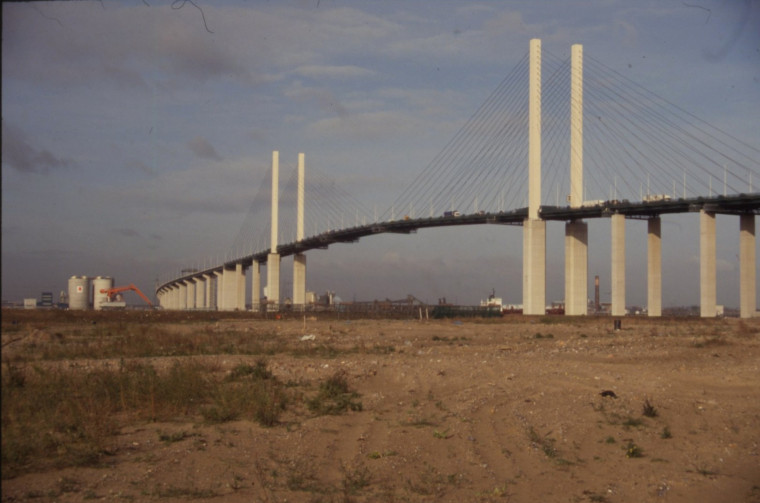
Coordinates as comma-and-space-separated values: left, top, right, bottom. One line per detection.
293, 254, 306, 307
647, 217, 662, 317
251, 260, 261, 312
194, 277, 205, 309
739, 214, 756, 318
267, 253, 280, 309
564, 221, 588, 315
204, 273, 213, 310
214, 270, 224, 311
178, 282, 187, 310
186, 280, 196, 310
222, 266, 238, 311
700, 210, 717, 317
523, 219, 546, 315
611, 213, 626, 316
235, 263, 245, 311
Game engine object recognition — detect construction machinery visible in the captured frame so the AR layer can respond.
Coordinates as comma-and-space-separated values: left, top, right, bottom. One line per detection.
99, 283, 154, 309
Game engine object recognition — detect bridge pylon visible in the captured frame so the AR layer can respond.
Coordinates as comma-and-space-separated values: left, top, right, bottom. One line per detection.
523, 38, 547, 315
293, 152, 307, 309
267, 150, 281, 310
564, 43, 588, 316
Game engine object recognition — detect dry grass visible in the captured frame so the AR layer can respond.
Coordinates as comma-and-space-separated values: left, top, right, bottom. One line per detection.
1, 357, 291, 477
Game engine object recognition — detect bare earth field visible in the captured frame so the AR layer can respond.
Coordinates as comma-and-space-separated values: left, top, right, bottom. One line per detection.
2, 310, 759, 502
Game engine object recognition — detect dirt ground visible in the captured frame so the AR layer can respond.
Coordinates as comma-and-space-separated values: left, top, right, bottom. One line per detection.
2, 311, 760, 502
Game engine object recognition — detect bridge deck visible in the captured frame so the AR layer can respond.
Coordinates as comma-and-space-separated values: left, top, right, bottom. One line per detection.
157, 193, 759, 293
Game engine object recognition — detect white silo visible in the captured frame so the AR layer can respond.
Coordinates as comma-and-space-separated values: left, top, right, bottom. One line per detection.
68, 276, 90, 310
92, 276, 114, 310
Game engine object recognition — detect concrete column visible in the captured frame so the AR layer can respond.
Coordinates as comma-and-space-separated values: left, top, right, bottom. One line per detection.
522, 39, 546, 316
222, 266, 239, 311
293, 253, 306, 307
215, 271, 224, 311
293, 152, 306, 308
570, 44, 583, 208
178, 282, 187, 310
564, 220, 588, 315
647, 217, 662, 317
528, 38, 541, 220
700, 210, 717, 317
235, 262, 246, 311
271, 151, 279, 252
204, 274, 213, 309
195, 277, 205, 309
267, 253, 280, 309
186, 280, 196, 310
523, 219, 546, 315
267, 150, 281, 311
739, 214, 756, 319
611, 213, 626, 316
251, 260, 261, 312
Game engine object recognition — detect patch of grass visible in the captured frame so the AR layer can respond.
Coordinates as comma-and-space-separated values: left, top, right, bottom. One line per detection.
692, 336, 729, 348
202, 375, 287, 426
604, 436, 616, 444
661, 426, 672, 439
158, 431, 194, 444
693, 465, 719, 477
622, 416, 645, 429
2, 359, 288, 477
533, 332, 554, 339
306, 371, 362, 415
583, 491, 609, 503
433, 428, 452, 439
226, 359, 272, 381
341, 462, 371, 495
369, 344, 395, 354
624, 441, 643, 458
528, 426, 557, 458
153, 485, 219, 499
642, 398, 658, 418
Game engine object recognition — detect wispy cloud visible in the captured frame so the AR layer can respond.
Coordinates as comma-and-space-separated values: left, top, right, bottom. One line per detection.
293, 65, 376, 79
1, 123, 73, 174
187, 136, 223, 161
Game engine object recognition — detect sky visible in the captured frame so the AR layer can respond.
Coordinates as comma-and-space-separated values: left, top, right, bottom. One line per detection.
2, 0, 759, 309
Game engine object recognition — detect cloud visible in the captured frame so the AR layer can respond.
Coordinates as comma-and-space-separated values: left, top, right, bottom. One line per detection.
1, 123, 73, 174
187, 136, 222, 161
2, 3, 251, 91
307, 110, 423, 141
114, 228, 141, 238
293, 65, 376, 79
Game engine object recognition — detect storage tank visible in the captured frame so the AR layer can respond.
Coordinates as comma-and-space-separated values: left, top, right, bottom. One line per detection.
92, 276, 114, 310
68, 276, 90, 310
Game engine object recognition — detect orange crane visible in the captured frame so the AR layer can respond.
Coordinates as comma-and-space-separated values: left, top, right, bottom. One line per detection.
100, 283, 154, 308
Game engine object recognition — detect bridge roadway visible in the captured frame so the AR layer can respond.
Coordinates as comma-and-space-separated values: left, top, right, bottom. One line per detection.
158, 193, 759, 292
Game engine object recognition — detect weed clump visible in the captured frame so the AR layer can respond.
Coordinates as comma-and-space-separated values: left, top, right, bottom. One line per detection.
306, 371, 362, 415
624, 441, 643, 458
642, 398, 658, 418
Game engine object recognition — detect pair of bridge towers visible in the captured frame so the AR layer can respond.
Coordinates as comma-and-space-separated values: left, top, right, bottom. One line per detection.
525, 40, 755, 318
157, 39, 757, 318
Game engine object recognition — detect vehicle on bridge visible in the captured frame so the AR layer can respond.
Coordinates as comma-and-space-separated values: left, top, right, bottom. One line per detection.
643, 194, 672, 202
443, 210, 461, 217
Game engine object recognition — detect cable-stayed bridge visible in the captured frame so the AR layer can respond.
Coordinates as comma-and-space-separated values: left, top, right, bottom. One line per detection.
156, 40, 760, 318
